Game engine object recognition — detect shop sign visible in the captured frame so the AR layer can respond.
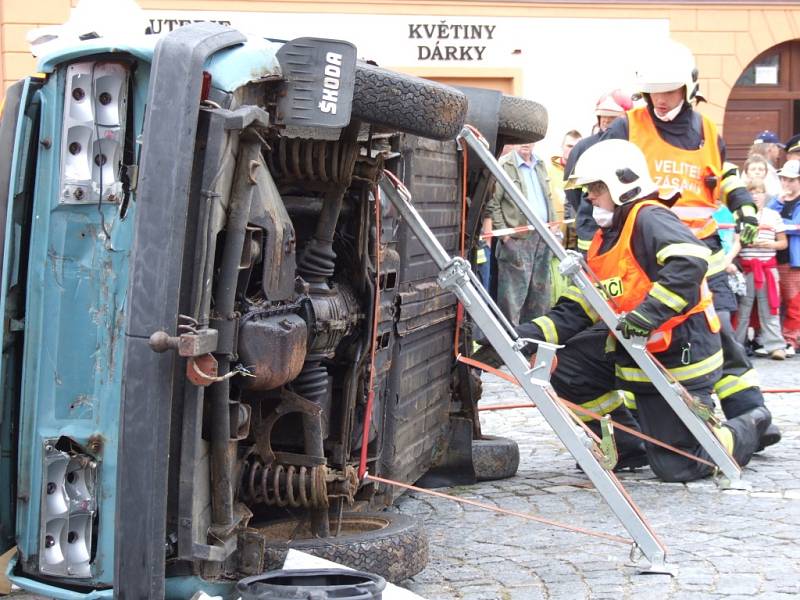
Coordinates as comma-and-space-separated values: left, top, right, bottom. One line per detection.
408, 20, 496, 61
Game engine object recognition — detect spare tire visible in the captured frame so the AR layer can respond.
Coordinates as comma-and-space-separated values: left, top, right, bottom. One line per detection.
472, 435, 520, 481
352, 62, 467, 140
497, 95, 548, 144
257, 512, 428, 583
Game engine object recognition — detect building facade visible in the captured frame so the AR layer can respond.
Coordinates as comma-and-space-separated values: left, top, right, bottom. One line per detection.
2, 0, 800, 160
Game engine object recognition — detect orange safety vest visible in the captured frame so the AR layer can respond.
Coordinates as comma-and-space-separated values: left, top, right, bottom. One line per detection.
628, 106, 721, 239
588, 200, 720, 353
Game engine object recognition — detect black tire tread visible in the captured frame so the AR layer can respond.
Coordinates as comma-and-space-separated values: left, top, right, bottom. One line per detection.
260, 512, 428, 583
497, 95, 548, 144
472, 435, 520, 481
352, 62, 467, 140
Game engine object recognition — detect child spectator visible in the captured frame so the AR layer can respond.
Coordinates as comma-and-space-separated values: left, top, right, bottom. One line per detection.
768, 159, 800, 354
732, 179, 788, 360
742, 155, 771, 188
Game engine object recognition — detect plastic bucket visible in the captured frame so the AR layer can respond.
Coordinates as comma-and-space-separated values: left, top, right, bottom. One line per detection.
236, 568, 386, 599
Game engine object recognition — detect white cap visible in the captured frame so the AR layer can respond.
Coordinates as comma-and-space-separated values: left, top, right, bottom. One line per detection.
777, 159, 800, 179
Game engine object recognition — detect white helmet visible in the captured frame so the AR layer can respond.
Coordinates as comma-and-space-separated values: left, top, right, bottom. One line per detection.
565, 139, 657, 206
635, 39, 702, 102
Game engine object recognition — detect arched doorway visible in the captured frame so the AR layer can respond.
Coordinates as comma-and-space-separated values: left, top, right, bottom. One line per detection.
723, 40, 800, 166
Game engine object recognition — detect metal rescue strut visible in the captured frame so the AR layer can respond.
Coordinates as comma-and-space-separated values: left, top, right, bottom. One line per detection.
378, 126, 745, 574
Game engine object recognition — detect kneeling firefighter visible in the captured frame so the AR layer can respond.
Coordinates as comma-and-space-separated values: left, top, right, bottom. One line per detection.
518, 139, 771, 482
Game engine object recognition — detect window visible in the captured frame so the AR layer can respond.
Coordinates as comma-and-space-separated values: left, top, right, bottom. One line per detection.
736, 53, 780, 86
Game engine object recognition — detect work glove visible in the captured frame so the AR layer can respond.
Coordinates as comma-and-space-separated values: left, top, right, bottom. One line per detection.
616, 311, 653, 339
734, 204, 759, 246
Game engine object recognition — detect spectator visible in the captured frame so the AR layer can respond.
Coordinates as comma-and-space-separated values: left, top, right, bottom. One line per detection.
784, 134, 800, 161
546, 129, 582, 248
749, 130, 784, 198
485, 143, 555, 325
742, 155, 772, 189
732, 179, 788, 360
768, 159, 800, 354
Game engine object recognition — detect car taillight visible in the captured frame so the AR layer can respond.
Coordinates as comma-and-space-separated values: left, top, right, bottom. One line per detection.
40, 443, 97, 578
60, 61, 129, 205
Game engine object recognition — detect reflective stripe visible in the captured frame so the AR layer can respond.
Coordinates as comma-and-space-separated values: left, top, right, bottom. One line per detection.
577, 238, 592, 251
705, 248, 728, 277
672, 206, 716, 220
574, 390, 625, 422
713, 425, 734, 454
714, 369, 761, 400
616, 348, 723, 383
622, 390, 637, 410
720, 176, 744, 198
532, 315, 558, 344
604, 333, 617, 354
656, 243, 711, 265
562, 286, 599, 322
649, 282, 688, 313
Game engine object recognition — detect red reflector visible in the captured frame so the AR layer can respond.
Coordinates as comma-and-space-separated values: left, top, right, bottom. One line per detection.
201, 71, 212, 102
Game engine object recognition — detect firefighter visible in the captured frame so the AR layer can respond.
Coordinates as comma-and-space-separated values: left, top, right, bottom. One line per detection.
516, 139, 770, 482
565, 90, 633, 254
572, 39, 780, 451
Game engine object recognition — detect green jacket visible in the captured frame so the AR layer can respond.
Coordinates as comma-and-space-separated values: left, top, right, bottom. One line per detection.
486, 151, 555, 238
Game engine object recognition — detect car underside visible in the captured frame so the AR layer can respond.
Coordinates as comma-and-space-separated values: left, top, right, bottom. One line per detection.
0, 24, 546, 598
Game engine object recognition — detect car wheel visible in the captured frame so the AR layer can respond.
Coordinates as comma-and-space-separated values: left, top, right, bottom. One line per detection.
352, 62, 468, 140
497, 95, 548, 144
258, 512, 428, 583
472, 435, 520, 481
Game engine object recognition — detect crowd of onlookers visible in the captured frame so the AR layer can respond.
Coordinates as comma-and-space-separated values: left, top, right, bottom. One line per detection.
718, 130, 800, 360
477, 97, 800, 362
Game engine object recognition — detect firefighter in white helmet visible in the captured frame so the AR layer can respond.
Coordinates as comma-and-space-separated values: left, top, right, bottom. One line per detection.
494, 139, 770, 481
572, 39, 779, 451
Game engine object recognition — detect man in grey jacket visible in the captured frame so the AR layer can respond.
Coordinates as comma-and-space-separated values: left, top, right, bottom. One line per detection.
485, 143, 556, 325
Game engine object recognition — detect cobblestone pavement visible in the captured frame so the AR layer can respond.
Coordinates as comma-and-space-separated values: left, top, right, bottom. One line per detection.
396, 355, 800, 600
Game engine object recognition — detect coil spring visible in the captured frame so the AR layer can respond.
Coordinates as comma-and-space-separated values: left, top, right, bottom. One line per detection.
266, 138, 358, 184
242, 460, 329, 508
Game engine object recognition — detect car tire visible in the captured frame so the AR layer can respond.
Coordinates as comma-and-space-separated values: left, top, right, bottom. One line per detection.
472, 435, 520, 481
352, 62, 468, 140
258, 511, 428, 583
497, 95, 548, 144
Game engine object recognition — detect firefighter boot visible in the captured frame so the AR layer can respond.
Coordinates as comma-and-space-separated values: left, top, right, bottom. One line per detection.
719, 406, 772, 467
757, 423, 781, 452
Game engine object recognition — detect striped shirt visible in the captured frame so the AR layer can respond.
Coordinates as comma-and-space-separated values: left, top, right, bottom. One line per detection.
739, 207, 785, 261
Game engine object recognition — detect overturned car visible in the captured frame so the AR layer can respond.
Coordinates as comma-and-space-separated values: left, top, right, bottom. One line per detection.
0, 23, 546, 598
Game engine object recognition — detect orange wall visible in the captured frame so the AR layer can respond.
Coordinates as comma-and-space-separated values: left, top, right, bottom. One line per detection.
3, 0, 800, 131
